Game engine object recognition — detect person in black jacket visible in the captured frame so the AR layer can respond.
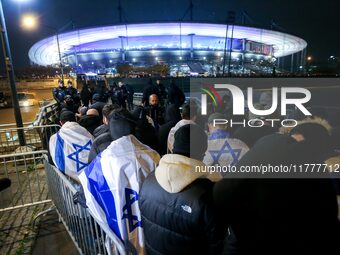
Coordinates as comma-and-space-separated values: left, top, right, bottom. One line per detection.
167, 78, 185, 107
116, 81, 128, 108
139, 124, 227, 255
142, 78, 159, 106
90, 93, 106, 118
88, 108, 136, 162
80, 82, 92, 107
78, 108, 102, 135
214, 120, 340, 255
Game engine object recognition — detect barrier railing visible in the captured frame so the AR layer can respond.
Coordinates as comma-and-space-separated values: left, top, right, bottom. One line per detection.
132, 92, 143, 106
0, 150, 51, 212
43, 157, 126, 255
33, 100, 59, 126
0, 124, 60, 154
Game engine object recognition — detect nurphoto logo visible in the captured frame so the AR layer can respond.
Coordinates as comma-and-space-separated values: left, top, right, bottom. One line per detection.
201, 84, 312, 128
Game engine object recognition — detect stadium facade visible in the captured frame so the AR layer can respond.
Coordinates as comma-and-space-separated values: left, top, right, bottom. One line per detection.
28, 22, 307, 75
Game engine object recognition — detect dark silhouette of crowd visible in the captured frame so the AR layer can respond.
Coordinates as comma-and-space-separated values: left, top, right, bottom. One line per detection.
49, 78, 340, 255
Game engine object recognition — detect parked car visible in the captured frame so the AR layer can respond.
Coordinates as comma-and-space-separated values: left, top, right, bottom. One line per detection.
17, 92, 37, 107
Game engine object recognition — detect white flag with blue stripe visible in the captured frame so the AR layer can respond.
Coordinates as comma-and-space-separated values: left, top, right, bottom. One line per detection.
49, 122, 93, 182
78, 135, 160, 255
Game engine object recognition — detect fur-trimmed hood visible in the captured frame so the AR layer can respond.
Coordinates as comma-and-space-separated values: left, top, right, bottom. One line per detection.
155, 154, 221, 193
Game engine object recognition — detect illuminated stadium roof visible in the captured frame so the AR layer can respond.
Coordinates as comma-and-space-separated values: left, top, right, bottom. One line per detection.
28, 22, 307, 66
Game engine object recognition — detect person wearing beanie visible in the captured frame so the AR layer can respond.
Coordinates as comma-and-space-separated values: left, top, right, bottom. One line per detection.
78, 108, 102, 135
214, 119, 340, 255
88, 108, 136, 162
139, 124, 227, 255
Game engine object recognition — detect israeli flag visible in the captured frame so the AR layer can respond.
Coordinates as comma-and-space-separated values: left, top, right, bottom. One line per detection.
49, 122, 93, 182
78, 135, 160, 255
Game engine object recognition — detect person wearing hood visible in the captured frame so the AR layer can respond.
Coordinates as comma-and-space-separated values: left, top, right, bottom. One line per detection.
139, 124, 226, 255
214, 119, 340, 255
88, 108, 136, 162
158, 103, 181, 156
78, 108, 102, 135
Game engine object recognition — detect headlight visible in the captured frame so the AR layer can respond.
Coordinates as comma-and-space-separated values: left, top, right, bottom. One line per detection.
23, 101, 29, 107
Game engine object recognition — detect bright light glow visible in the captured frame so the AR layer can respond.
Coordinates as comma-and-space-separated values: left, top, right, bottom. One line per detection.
132, 58, 136, 62
307, 56, 312, 61
91, 62, 94, 64
179, 56, 182, 60
155, 57, 159, 61
23, 101, 29, 107
109, 59, 113, 63
13, 0, 31, 3
21, 14, 38, 30
203, 57, 206, 60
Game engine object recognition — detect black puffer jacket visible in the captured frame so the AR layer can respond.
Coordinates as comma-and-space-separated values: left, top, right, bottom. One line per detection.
214, 133, 340, 255
139, 154, 226, 255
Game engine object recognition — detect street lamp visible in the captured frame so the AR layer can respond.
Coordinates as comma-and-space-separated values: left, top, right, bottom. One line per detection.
0, 0, 25, 145
21, 14, 65, 83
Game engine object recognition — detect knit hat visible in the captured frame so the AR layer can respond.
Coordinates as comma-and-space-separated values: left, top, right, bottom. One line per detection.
173, 124, 207, 160
60, 110, 76, 123
109, 108, 136, 140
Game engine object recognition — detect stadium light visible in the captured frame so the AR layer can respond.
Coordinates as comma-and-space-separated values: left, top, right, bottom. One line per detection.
21, 13, 38, 30
21, 15, 67, 83
0, 0, 25, 144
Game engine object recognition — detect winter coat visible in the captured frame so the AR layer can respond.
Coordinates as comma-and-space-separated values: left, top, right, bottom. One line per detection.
139, 154, 226, 255
78, 115, 102, 135
93, 124, 109, 138
167, 83, 185, 107
213, 133, 340, 255
88, 132, 112, 162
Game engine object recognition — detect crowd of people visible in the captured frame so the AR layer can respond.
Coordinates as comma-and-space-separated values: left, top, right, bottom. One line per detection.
48, 78, 340, 255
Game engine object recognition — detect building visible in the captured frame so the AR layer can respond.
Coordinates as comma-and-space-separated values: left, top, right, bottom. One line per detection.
28, 22, 307, 76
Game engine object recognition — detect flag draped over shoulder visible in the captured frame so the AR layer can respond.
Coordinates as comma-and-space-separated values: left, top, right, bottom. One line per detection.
78, 135, 160, 255
49, 122, 93, 182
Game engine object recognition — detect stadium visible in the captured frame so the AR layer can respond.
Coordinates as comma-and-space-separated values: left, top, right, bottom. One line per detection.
28, 22, 307, 76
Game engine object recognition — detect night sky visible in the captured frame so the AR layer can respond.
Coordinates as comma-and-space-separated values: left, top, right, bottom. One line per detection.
1, 0, 339, 68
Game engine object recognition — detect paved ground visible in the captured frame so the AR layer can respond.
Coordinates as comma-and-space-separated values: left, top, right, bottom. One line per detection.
32, 211, 79, 255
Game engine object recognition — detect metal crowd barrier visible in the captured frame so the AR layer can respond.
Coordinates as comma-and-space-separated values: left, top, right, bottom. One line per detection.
43, 157, 126, 255
0, 150, 50, 212
33, 100, 59, 126
0, 124, 60, 154
132, 93, 143, 106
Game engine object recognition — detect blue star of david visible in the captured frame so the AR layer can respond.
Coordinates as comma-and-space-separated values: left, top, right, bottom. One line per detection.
67, 140, 92, 172
209, 140, 242, 166
122, 188, 142, 233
